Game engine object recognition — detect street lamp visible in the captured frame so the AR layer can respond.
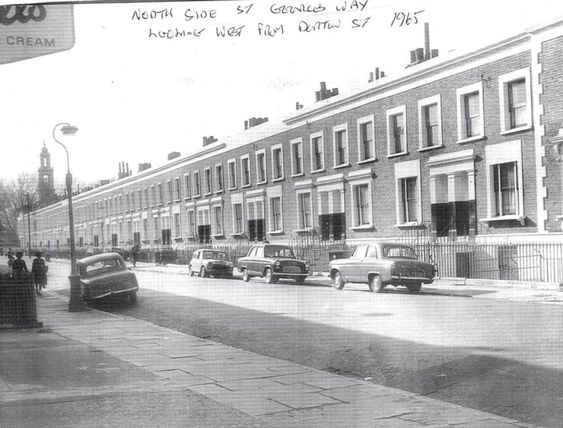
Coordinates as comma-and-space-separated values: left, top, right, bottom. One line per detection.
53, 122, 86, 312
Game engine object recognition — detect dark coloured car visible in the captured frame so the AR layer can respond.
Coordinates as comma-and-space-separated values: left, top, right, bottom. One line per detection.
78, 252, 139, 303
237, 244, 309, 284
188, 249, 234, 278
329, 242, 435, 293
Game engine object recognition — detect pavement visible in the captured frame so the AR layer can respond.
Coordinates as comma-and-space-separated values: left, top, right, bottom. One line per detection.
0, 264, 548, 428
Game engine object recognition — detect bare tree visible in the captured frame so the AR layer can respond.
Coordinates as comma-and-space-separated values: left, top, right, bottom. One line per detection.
0, 174, 39, 238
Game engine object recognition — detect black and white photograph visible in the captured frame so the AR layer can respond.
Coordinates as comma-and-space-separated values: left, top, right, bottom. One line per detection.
2, 0, 563, 426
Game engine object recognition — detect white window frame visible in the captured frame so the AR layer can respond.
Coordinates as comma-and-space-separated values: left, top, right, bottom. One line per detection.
212, 204, 224, 236
183, 173, 191, 199
166, 180, 173, 203
255, 149, 267, 185
394, 159, 422, 227
215, 163, 223, 193
417, 94, 443, 151
347, 169, 374, 230
174, 177, 181, 202
290, 137, 304, 177
193, 170, 201, 197
267, 185, 283, 234
186, 208, 196, 238
241, 155, 251, 187
386, 105, 407, 157
357, 114, 376, 164
498, 67, 532, 135
332, 122, 349, 168
204, 167, 212, 195
482, 140, 525, 223
232, 202, 244, 235
309, 131, 325, 173
456, 81, 485, 143
227, 158, 237, 190
173, 212, 181, 238
295, 188, 313, 230
271, 143, 284, 181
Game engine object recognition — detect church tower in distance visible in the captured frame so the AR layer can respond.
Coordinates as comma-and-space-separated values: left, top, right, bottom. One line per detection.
38, 143, 56, 207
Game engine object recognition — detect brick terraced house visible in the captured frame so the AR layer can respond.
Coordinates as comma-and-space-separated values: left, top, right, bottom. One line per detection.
18, 19, 563, 280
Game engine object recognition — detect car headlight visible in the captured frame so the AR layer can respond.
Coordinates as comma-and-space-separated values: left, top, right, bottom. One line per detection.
274, 260, 281, 269
305, 261, 310, 272
207, 261, 214, 268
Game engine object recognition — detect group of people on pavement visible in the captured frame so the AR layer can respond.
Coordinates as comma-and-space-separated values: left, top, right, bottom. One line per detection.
5, 248, 49, 295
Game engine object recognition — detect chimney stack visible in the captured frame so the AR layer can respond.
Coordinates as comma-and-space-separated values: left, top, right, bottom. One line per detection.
315, 81, 339, 102
138, 163, 151, 172
424, 22, 430, 60
244, 117, 268, 130
406, 23, 438, 68
296, 102, 303, 110
202, 135, 218, 146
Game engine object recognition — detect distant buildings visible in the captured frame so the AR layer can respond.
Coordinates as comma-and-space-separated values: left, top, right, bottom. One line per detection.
18, 19, 563, 254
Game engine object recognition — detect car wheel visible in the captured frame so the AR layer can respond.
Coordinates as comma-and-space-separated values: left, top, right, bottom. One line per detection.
128, 291, 137, 304
265, 268, 275, 284
407, 282, 422, 293
295, 277, 305, 285
369, 275, 384, 293
333, 271, 345, 290
200, 267, 208, 278
242, 269, 250, 282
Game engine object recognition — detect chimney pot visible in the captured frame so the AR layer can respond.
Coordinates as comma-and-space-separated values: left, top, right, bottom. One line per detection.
368, 72, 374, 83
424, 22, 430, 59
431, 49, 439, 58
415, 47, 424, 62
410, 50, 416, 63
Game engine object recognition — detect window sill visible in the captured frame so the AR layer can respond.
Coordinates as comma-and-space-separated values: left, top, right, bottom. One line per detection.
230, 232, 246, 238
387, 152, 408, 159
333, 163, 350, 170
357, 158, 377, 165
173, 237, 183, 242
295, 228, 314, 234
418, 144, 444, 153
311, 168, 326, 174
212, 233, 225, 238
174, 199, 181, 203
256, 180, 268, 186
393, 221, 424, 228
204, 192, 213, 197
480, 215, 526, 225
268, 230, 284, 235
229, 186, 237, 191
215, 190, 223, 195
184, 197, 191, 201
499, 125, 532, 136
351, 224, 374, 231
456, 135, 486, 145
272, 177, 284, 183
193, 194, 201, 198
242, 184, 252, 189
291, 172, 304, 178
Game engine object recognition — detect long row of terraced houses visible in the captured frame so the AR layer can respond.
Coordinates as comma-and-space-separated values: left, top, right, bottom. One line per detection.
18, 19, 563, 276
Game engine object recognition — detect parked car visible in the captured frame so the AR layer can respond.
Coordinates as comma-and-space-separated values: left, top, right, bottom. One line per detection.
237, 244, 309, 284
77, 252, 139, 303
329, 242, 435, 293
188, 249, 234, 278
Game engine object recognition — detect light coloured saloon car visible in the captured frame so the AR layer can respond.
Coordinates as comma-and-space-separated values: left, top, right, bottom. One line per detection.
329, 242, 435, 293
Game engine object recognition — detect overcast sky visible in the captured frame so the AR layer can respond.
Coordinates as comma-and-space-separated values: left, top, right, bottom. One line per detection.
1, 0, 562, 186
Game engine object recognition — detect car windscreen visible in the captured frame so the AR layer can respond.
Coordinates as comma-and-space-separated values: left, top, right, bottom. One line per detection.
84, 258, 122, 276
382, 246, 417, 259
264, 246, 295, 258
203, 251, 227, 260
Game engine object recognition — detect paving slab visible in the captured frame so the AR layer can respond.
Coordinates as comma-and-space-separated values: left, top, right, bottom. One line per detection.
0, 290, 537, 428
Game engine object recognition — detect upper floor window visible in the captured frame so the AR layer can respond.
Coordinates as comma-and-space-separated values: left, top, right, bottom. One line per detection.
228, 159, 237, 189
256, 150, 267, 184
184, 174, 191, 199
241, 155, 251, 187
175, 177, 181, 200
357, 115, 375, 163
215, 164, 223, 192
157, 183, 163, 205
456, 81, 484, 142
418, 95, 442, 150
193, 171, 200, 196
499, 68, 531, 133
310, 131, 324, 173
291, 138, 303, 176
144, 188, 149, 208
271, 144, 284, 181
333, 123, 349, 167
204, 168, 212, 195
386, 105, 407, 156
167, 180, 173, 202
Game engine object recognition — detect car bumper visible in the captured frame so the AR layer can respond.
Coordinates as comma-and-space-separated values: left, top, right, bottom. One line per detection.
86, 285, 139, 300
273, 273, 308, 279
390, 275, 433, 284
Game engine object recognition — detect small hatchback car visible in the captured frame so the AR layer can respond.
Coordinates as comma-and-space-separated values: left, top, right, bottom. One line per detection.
78, 252, 139, 303
188, 249, 234, 278
329, 242, 435, 293
237, 244, 309, 284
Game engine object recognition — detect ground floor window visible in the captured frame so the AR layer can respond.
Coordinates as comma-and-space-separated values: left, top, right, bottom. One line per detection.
353, 184, 371, 226
111, 233, 118, 247
319, 213, 345, 241
400, 177, 418, 223
493, 161, 518, 216
161, 229, 171, 245
247, 200, 265, 241
270, 197, 282, 232
298, 192, 312, 229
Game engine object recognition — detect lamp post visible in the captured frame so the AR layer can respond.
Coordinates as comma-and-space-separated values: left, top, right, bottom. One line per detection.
53, 122, 85, 312
25, 192, 32, 257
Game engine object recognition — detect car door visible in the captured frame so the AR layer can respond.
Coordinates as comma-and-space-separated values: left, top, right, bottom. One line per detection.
241, 246, 256, 273
345, 245, 369, 283
252, 246, 265, 276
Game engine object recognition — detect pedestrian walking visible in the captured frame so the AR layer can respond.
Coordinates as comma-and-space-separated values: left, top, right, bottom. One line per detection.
131, 243, 140, 267
6, 247, 14, 268
32, 252, 48, 295
11, 251, 28, 279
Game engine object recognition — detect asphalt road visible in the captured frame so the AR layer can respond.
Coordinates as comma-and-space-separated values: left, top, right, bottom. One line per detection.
49, 264, 563, 427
